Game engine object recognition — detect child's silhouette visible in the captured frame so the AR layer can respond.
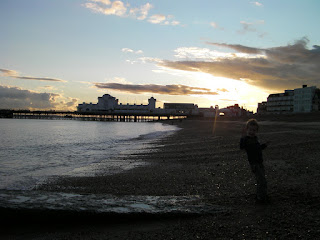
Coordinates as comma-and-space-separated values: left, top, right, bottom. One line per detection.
240, 119, 270, 204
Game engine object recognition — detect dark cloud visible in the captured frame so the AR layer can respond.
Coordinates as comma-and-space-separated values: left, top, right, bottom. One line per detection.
206, 42, 263, 54
0, 68, 67, 82
0, 85, 77, 110
94, 83, 219, 95
160, 38, 320, 91
0, 69, 18, 76
15, 76, 66, 82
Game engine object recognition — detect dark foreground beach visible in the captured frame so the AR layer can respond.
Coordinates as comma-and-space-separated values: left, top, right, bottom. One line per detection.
1, 116, 320, 239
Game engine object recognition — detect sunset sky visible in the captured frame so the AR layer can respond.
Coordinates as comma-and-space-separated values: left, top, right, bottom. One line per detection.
1, 0, 320, 112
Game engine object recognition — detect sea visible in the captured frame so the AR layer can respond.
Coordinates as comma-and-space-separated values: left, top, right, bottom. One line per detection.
0, 118, 179, 191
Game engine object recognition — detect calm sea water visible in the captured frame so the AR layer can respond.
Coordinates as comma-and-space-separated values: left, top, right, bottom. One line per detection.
0, 119, 178, 190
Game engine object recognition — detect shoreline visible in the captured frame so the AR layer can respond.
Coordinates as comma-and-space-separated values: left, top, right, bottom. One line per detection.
1, 118, 320, 239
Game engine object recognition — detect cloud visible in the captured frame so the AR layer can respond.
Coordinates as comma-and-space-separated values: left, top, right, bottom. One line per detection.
157, 38, 320, 91
170, 20, 180, 26
122, 48, 143, 54
210, 22, 218, 29
15, 76, 66, 82
173, 47, 256, 60
148, 14, 180, 26
38, 85, 56, 90
0, 68, 67, 82
138, 57, 163, 64
130, 3, 153, 20
165, 47, 265, 63
84, 1, 181, 26
238, 20, 264, 34
84, 0, 126, 16
103, 0, 126, 16
90, 0, 111, 4
105, 77, 132, 84
206, 43, 262, 54
251, 1, 263, 7
64, 97, 78, 108
239, 21, 256, 33
122, 48, 144, 64
148, 14, 166, 24
210, 22, 223, 30
0, 69, 19, 77
94, 83, 219, 96
217, 88, 229, 92
0, 85, 78, 110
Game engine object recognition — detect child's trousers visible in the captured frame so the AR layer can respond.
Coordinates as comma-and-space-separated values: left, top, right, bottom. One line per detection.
251, 163, 268, 201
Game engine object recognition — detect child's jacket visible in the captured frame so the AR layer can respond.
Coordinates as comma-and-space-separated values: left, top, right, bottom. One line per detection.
240, 136, 267, 164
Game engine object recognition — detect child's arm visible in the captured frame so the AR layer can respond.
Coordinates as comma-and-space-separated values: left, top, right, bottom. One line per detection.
261, 141, 270, 150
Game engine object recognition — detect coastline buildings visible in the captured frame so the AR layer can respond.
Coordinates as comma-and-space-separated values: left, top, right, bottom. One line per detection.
77, 94, 203, 115
77, 94, 253, 118
257, 85, 320, 114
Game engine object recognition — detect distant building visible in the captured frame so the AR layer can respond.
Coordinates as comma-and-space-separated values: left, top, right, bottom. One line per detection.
257, 101, 267, 114
257, 85, 320, 114
293, 85, 318, 112
220, 104, 253, 117
198, 105, 219, 118
77, 94, 156, 112
266, 90, 294, 113
164, 103, 199, 115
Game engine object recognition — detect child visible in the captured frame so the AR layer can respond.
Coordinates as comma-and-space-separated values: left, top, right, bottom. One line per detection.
240, 119, 269, 204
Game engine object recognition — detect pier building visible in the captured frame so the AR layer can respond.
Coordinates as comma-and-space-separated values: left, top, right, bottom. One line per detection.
77, 94, 156, 113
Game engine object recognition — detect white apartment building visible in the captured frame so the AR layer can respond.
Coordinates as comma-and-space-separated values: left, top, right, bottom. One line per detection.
293, 85, 317, 112
260, 85, 320, 114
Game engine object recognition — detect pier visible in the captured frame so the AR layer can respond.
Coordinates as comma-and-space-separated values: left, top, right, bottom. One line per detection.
1, 110, 187, 122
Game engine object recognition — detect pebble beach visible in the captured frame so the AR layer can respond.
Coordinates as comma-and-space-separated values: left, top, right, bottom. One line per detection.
2, 117, 320, 239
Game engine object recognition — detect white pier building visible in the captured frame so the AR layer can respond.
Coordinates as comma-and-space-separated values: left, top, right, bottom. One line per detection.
77, 94, 156, 113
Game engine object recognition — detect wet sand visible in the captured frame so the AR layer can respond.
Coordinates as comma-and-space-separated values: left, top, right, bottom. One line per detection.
1, 117, 320, 239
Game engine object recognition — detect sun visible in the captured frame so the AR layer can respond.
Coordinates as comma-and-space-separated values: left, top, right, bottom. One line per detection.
192, 72, 269, 112
193, 72, 244, 97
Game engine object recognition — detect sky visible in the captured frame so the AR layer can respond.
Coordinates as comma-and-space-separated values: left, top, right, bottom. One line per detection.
1, 0, 320, 112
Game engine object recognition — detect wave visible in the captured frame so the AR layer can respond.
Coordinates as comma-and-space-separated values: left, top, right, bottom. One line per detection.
131, 128, 179, 142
